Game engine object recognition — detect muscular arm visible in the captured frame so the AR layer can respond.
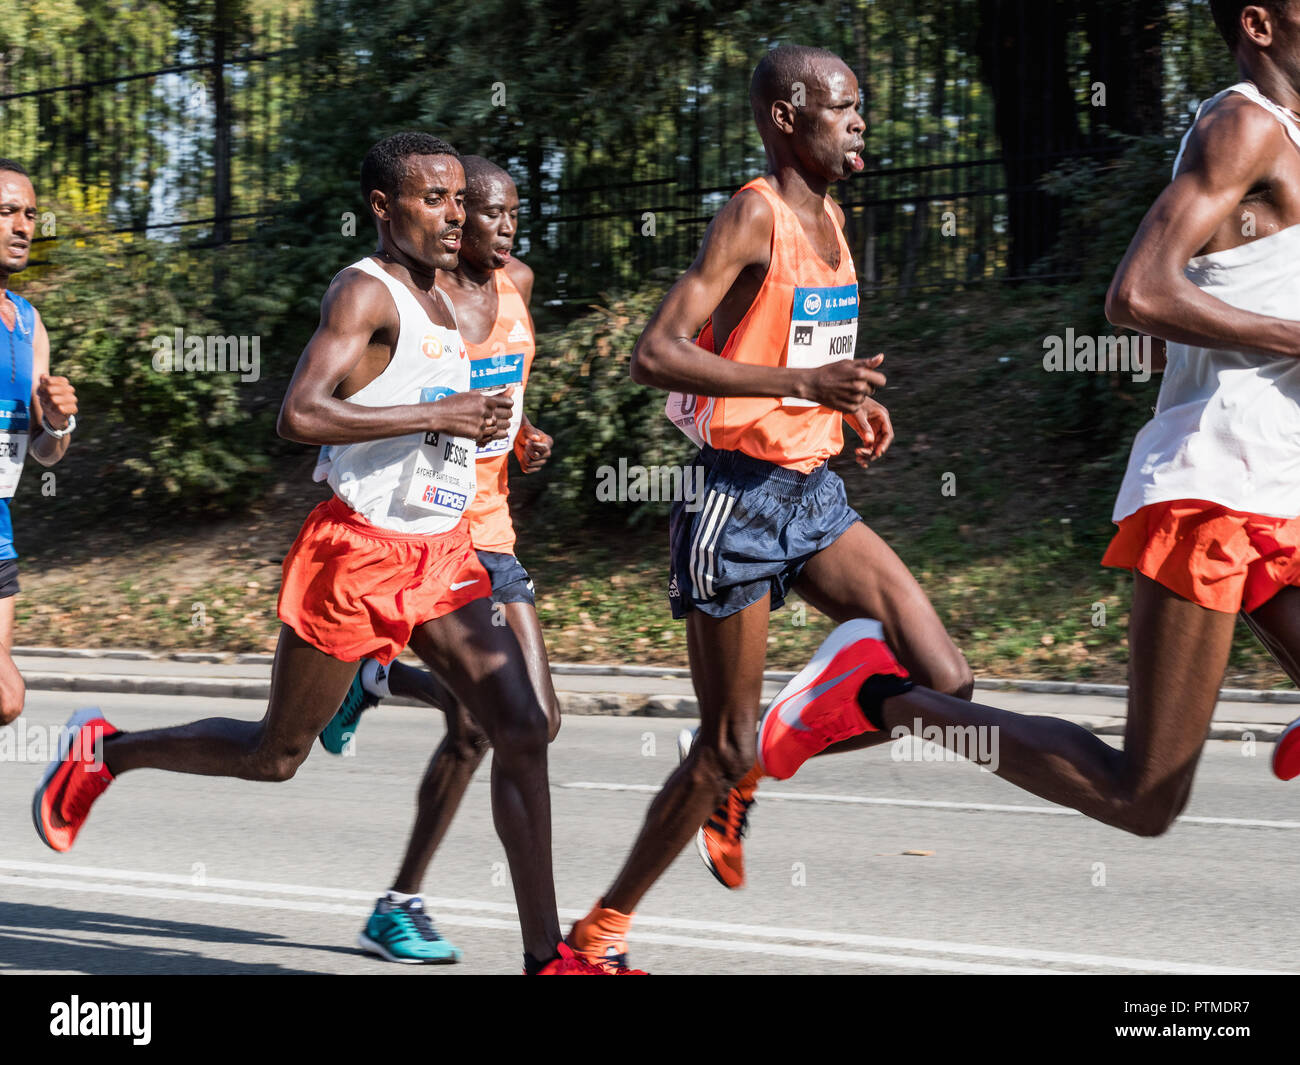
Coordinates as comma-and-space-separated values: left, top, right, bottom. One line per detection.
28, 312, 71, 467
630, 190, 879, 410
1106, 100, 1300, 358
278, 271, 506, 445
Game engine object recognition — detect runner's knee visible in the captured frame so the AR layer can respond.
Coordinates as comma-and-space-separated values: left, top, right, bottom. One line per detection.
488, 696, 549, 758
1109, 783, 1187, 837
246, 735, 312, 782
918, 652, 973, 701
542, 694, 561, 743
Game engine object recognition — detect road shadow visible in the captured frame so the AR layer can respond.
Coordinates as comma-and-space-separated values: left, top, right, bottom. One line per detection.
0, 900, 369, 975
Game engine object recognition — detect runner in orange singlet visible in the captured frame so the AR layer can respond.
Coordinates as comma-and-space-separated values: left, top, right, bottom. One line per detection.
567, 45, 974, 972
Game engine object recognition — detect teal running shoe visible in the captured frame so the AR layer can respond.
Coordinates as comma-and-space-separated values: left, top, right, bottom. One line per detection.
358, 896, 463, 964
319, 665, 379, 755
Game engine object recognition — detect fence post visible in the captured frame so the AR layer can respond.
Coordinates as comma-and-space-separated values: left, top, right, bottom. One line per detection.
213, 0, 232, 248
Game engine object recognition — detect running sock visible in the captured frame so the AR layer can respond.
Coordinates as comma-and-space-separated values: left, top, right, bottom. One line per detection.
385, 889, 418, 905
571, 898, 634, 957
361, 659, 391, 699
856, 673, 915, 731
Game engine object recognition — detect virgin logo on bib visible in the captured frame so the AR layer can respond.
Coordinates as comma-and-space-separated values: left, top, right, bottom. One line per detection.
469, 351, 526, 458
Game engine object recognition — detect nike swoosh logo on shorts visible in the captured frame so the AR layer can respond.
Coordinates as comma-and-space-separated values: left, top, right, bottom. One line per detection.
450, 579, 479, 591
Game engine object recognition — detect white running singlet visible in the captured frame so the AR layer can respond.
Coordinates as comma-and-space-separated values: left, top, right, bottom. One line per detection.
1113, 82, 1300, 522
321, 257, 478, 535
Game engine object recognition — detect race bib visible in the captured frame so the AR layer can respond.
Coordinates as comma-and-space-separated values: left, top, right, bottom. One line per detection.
403, 386, 477, 518
312, 445, 332, 483
783, 284, 859, 408
0, 400, 29, 499
666, 391, 705, 448
469, 352, 525, 458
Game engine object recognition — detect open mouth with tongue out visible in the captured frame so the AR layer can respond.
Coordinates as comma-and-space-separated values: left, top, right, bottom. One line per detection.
845, 149, 864, 172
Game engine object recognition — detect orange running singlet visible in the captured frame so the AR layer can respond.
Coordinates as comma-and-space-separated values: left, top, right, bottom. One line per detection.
465, 269, 535, 553
690, 177, 859, 474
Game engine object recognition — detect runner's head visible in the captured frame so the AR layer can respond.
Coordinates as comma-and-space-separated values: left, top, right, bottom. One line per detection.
457, 156, 518, 272
750, 45, 865, 185
360, 132, 465, 272
1210, 2, 1300, 79
0, 159, 36, 278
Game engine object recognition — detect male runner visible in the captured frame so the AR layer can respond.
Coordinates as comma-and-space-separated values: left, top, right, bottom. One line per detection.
745, 1, 1300, 856
32, 133, 600, 975
317, 156, 561, 965
0, 159, 79, 726
567, 45, 975, 971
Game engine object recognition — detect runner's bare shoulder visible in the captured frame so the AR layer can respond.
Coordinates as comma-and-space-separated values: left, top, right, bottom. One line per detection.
696, 185, 775, 271
318, 262, 398, 340
1176, 93, 1288, 183
503, 255, 534, 302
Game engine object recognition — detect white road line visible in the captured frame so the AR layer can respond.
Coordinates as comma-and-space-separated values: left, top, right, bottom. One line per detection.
1, 860, 1288, 975
0, 874, 1059, 975
560, 781, 1300, 829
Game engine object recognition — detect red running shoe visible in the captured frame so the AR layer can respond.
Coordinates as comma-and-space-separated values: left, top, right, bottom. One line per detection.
1274, 717, 1300, 781
758, 618, 909, 781
33, 708, 116, 852
534, 942, 618, 975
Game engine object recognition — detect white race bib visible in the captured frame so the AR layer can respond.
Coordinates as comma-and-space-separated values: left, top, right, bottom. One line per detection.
0, 401, 29, 499
470, 352, 525, 458
403, 386, 476, 518
666, 391, 705, 448
783, 284, 859, 407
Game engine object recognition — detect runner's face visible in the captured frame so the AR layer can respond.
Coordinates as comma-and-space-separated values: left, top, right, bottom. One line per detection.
461, 175, 519, 272
0, 173, 36, 275
383, 154, 466, 272
793, 62, 866, 182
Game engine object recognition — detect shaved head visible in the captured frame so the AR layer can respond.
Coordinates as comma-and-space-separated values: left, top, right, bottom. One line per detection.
750, 44, 848, 126
460, 155, 514, 205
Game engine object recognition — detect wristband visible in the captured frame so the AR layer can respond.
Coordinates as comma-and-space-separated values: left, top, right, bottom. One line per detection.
41, 413, 76, 438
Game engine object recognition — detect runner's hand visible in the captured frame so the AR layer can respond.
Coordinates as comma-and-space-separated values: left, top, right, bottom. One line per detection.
36, 374, 77, 431
427, 389, 513, 445
807, 354, 885, 413
848, 397, 894, 466
515, 423, 553, 474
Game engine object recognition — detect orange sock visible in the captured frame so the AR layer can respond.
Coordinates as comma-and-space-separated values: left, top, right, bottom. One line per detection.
569, 898, 634, 962
738, 762, 765, 791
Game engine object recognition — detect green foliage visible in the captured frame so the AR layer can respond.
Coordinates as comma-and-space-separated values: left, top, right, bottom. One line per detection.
525, 284, 695, 526
1029, 134, 1177, 461
19, 210, 276, 515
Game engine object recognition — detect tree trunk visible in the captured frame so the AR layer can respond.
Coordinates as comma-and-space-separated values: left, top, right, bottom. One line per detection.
976, 0, 1086, 278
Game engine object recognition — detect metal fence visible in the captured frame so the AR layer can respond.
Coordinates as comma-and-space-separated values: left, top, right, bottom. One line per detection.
0, 1, 1237, 301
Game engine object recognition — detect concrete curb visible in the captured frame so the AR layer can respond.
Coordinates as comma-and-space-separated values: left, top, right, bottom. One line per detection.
20, 671, 1287, 743
15, 645, 1300, 704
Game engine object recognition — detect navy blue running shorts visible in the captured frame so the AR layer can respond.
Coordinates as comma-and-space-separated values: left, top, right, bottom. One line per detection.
476, 549, 536, 606
668, 446, 861, 620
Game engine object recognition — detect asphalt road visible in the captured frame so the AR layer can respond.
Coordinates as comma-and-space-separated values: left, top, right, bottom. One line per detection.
2, 689, 1298, 976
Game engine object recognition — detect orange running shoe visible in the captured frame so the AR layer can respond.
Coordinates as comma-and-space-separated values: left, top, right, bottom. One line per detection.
567, 901, 648, 974
758, 618, 911, 781
1274, 717, 1300, 781
33, 708, 117, 852
678, 727, 760, 889
533, 942, 609, 975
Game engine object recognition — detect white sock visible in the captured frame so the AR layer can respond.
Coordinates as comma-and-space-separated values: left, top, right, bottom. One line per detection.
361, 658, 391, 699
386, 889, 418, 905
